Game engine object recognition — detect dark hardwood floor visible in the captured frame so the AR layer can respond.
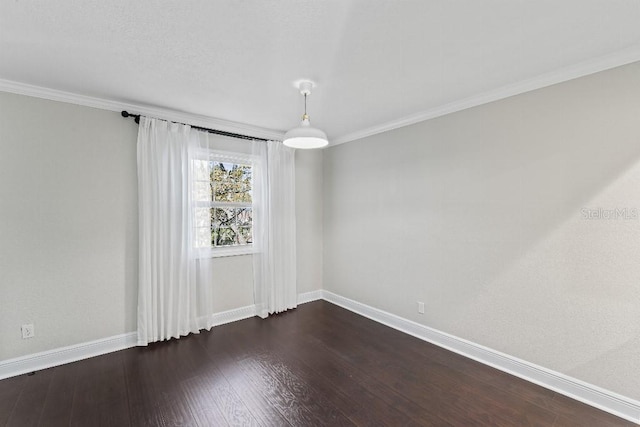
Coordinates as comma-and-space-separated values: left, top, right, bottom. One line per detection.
0, 300, 634, 426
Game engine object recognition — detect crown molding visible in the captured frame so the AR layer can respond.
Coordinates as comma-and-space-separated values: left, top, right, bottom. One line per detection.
331, 44, 640, 146
0, 79, 285, 141
3, 43, 639, 146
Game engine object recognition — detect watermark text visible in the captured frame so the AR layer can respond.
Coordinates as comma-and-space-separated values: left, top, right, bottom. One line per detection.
581, 207, 638, 220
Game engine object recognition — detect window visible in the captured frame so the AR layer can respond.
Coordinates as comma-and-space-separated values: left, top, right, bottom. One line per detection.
192, 152, 254, 257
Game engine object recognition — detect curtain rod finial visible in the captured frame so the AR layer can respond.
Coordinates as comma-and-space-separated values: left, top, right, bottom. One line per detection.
122, 111, 140, 124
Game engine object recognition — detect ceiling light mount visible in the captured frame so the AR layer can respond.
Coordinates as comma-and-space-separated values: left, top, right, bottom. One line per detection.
283, 80, 328, 149
298, 80, 313, 96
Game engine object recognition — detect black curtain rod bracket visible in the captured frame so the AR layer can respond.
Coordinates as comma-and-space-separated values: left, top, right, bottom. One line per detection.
121, 110, 268, 142
121, 110, 140, 124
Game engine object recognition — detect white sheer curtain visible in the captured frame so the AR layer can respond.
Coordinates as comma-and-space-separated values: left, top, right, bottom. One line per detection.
252, 140, 297, 318
137, 117, 297, 343
136, 117, 213, 345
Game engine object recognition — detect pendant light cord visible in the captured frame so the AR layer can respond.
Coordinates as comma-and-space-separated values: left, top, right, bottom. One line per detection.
302, 93, 309, 120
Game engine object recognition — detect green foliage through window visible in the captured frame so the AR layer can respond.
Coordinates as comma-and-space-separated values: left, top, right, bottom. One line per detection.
193, 158, 253, 250
212, 162, 252, 203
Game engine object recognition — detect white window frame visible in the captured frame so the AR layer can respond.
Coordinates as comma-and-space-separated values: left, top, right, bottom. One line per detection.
191, 149, 257, 258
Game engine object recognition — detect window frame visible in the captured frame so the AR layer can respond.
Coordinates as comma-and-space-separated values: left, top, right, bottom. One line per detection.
191, 149, 257, 258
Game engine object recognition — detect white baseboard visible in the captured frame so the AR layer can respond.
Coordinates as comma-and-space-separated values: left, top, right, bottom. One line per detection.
0, 332, 138, 381
3, 290, 638, 424
201, 304, 257, 329
0, 304, 260, 380
321, 290, 640, 425
0, 296, 312, 381
297, 289, 324, 305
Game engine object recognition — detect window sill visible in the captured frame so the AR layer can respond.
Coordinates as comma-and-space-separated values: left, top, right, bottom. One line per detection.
195, 246, 254, 259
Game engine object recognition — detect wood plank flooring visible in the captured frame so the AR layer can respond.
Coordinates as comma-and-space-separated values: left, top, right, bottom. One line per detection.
0, 300, 634, 426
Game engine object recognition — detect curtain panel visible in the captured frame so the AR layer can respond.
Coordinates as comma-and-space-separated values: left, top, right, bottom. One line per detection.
252, 141, 297, 318
137, 117, 297, 345
136, 117, 214, 345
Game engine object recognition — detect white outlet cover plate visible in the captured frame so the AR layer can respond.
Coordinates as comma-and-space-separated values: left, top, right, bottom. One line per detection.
21, 324, 34, 339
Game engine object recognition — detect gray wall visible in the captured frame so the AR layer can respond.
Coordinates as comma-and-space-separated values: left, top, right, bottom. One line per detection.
296, 150, 324, 294
4, 61, 638, 401
0, 93, 139, 360
0, 92, 323, 361
323, 61, 640, 400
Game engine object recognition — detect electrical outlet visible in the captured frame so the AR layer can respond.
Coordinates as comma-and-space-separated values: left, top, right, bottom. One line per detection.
417, 301, 425, 314
21, 324, 34, 339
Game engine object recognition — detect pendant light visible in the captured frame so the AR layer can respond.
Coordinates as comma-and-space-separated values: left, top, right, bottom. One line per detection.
283, 80, 329, 149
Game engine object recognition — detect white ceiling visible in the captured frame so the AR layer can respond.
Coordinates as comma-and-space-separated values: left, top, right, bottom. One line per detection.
2, 1, 640, 144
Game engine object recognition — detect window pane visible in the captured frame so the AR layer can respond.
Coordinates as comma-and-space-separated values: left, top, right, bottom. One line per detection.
215, 190, 233, 202
212, 207, 234, 227
212, 162, 229, 202
194, 207, 210, 228
193, 181, 211, 202
213, 162, 252, 203
238, 226, 252, 245
209, 207, 253, 247
237, 166, 252, 203
236, 208, 252, 245
237, 208, 252, 226
194, 157, 253, 251
230, 192, 249, 203
215, 227, 237, 246
193, 159, 210, 181
212, 208, 237, 246
194, 227, 211, 248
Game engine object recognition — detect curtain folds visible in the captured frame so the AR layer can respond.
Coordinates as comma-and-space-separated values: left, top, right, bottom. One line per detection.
137, 117, 297, 345
136, 117, 212, 346
252, 141, 297, 318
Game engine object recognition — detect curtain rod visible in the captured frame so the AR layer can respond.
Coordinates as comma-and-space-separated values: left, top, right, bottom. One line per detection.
120, 111, 269, 142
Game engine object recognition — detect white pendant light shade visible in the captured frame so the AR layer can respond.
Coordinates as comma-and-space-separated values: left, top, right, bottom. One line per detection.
283, 117, 329, 149
282, 80, 329, 149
